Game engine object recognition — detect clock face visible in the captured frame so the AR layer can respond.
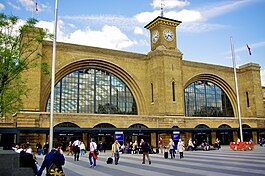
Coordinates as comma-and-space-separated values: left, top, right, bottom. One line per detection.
152, 30, 159, 43
163, 29, 174, 41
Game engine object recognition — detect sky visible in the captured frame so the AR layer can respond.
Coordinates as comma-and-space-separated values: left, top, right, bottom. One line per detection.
1, 0, 265, 85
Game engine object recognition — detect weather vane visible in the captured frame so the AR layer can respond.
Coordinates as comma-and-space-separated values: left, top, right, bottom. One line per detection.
160, 0, 165, 17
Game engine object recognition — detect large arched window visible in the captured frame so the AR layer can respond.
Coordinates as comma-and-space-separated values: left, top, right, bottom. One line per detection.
184, 80, 234, 117
46, 68, 137, 114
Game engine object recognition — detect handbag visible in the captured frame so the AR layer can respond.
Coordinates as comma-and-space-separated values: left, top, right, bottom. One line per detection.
47, 151, 64, 176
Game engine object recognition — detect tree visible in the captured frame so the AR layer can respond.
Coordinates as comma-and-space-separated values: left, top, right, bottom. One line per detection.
0, 13, 51, 118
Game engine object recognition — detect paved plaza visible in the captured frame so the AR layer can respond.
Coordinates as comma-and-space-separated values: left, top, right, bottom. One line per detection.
36, 145, 265, 176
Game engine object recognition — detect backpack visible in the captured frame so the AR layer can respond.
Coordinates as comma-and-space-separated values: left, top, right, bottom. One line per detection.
47, 151, 65, 176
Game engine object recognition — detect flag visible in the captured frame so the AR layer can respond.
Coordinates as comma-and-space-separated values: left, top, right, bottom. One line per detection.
36, 1, 38, 16
246, 44, 251, 55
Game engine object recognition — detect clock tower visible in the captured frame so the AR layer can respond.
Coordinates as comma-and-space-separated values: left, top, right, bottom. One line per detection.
144, 16, 181, 51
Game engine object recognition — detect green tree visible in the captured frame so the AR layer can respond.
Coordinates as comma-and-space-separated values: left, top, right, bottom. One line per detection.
0, 13, 51, 118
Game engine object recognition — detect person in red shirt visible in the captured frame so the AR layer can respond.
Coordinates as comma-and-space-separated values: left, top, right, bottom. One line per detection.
159, 137, 164, 154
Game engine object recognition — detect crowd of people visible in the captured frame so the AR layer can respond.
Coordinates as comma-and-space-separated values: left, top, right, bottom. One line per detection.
14, 136, 264, 175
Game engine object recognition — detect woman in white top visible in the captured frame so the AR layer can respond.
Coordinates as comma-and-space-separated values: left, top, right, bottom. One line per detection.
177, 139, 185, 159
80, 142, 86, 155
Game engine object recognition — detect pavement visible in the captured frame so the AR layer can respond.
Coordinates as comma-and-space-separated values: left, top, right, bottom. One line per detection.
36, 145, 265, 176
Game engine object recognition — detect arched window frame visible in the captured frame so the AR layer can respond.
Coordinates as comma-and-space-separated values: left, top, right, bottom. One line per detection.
45, 68, 137, 115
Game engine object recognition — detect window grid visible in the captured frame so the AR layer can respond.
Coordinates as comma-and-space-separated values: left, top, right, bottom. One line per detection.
184, 80, 234, 117
46, 68, 137, 115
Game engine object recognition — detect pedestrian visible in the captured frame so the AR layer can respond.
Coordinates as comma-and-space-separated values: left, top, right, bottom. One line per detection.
37, 142, 65, 176
67, 141, 73, 155
43, 141, 49, 155
168, 138, 175, 159
112, 140, 121, 165
89, 138, 98, 168
140, 139, 151, 165
72, 139, 81, 161
20, 143, 38, 175
99, 141, 104, 152
187, 138, 194, 151
25, 141, 32, 154
80, 142, 86, 155
177, 139, 185, 159
159, 137, 164, 154
36, 142, 42, 155
214, 138, 221, 150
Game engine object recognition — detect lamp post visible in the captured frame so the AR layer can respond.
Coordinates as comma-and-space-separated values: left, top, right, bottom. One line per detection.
230, 36, 243, 142
49, 0, 59, 151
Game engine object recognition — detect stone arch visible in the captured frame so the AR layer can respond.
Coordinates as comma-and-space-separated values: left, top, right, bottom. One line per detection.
195, 124, 210, 128
41, 59, 146, 114
218, 124, 232, 128
184, 73, 237, 117
54, 122, 80, 128
129, 123, 148, 128
93, 123, 116, 128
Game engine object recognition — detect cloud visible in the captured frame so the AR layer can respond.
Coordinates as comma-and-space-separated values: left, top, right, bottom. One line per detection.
0, 3, 5, 10
36, 20, 137, 50
7, 1, 20, 10
166, 9, 202, 22
63, 25, 136, 50
151, 0, 190, 9
200, 0, 252, 21
135, 9, 201, 23
224, 41, 265, 55
18, 0, 34, 11
61, 15, 138, 31
134, 27, 144, 35
179, 23, 226, 32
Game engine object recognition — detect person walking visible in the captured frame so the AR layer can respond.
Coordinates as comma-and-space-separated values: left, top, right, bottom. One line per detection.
72, 139, 81, 161
89, 138, 98, 168
112, 140, 121, 165
168, 138, 175, 159
159, 137, 164, 154
36, 142, 42, 155
67, 141, 73, 156
80, 142, 86, 155
177, 139, 185, 159
37, 142, 65, 176
141, 139, 151, 165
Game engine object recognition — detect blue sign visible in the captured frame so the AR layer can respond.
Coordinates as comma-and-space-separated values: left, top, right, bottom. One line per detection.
115, 132, 124, 145
173, 131, 180, 150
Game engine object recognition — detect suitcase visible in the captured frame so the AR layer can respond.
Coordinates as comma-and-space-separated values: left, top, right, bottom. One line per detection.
106, 157, 113, 164
164, 151, 168, 159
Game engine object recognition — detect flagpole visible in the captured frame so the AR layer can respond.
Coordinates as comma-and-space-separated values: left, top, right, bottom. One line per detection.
49, 0, 59, 151
230, 36, 243, 142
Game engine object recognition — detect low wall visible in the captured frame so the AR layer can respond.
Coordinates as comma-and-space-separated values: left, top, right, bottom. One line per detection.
0, 150, 35, 176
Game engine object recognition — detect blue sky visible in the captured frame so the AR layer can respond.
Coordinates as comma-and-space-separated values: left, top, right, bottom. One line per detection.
1, 0, 265, 85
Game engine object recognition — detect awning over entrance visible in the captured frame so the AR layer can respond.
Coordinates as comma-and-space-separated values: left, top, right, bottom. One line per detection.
1, 127, 265, 133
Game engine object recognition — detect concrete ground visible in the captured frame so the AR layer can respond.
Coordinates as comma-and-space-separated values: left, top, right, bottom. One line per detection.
36, 145, 265, 176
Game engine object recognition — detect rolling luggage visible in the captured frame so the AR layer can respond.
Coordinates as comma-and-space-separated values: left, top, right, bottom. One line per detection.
106, 157, 113, 164
164, 151, 168, 159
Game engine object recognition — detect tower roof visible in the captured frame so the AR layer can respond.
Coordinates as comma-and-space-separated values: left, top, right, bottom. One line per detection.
144, 16, 182, 30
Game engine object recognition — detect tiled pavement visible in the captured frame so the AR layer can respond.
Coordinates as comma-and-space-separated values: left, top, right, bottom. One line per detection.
36, 145, 265, 176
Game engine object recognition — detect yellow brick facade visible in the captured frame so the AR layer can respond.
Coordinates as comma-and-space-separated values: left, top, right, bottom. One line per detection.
1, 17, 265, 150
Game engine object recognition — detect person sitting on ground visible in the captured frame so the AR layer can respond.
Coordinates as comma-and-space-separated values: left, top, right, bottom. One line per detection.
20, 143, 38, 175
187, 138, 194, 151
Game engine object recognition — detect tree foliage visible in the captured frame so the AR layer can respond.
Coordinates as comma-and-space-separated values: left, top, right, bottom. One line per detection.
0, 13, 52, 117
